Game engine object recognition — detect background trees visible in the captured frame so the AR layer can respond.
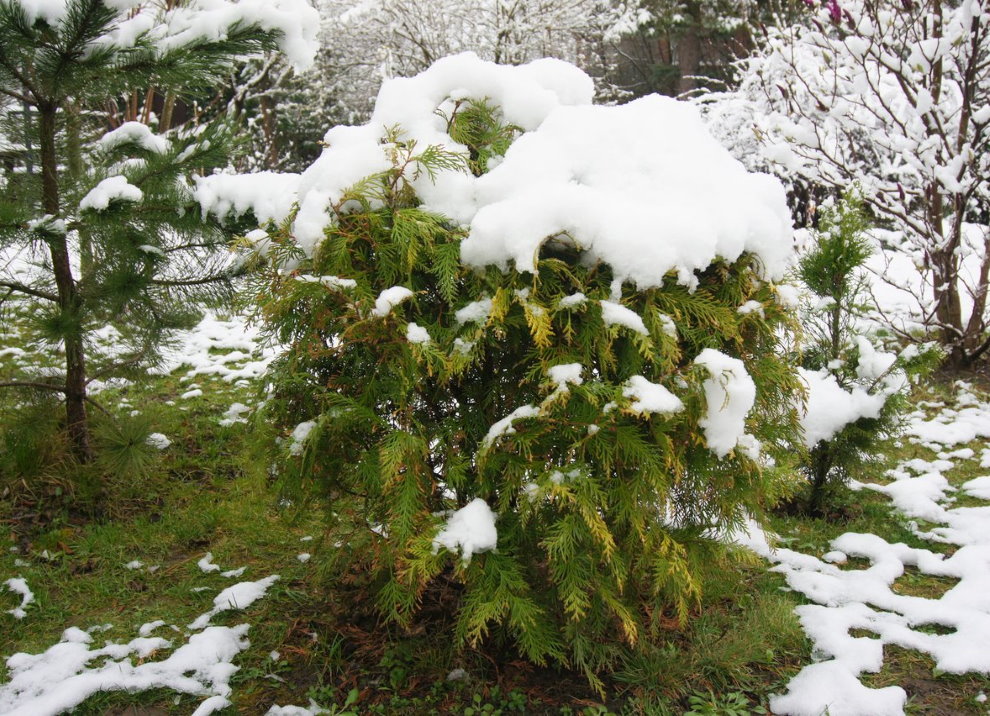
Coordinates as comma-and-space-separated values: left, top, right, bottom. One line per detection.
699, 0, 990, 365
0, 0, 318, 461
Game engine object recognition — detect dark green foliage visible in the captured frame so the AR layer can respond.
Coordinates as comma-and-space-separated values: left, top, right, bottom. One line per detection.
254, 101, 802, 689
797, 193, 940, 513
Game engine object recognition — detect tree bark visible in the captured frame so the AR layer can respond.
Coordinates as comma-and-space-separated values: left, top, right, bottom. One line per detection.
676, 20, 701, 96
39, 104, 93, 462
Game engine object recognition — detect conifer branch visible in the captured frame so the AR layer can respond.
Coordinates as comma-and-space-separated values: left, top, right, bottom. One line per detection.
0, 280, 59, 301
149, 273, 231, 288
0, 381, 112, 416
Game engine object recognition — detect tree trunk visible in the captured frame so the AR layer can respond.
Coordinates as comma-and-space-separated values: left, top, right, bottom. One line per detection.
260, 94, 279, 169
39, 104, 93, 462
65, 103, 93, 281
676, 9, 701, 96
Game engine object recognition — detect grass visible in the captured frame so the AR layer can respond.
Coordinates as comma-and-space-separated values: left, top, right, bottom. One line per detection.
3, 312, 990, 713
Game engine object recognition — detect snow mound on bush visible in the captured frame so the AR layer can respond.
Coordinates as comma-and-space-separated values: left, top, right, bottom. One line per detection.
195, 52, 793, 287
460, 94, 793, 288
433, 498, 498, 564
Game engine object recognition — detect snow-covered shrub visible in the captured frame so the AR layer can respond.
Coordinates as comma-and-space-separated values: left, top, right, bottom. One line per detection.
247, 54, 801, 687
796, 195, 940, 513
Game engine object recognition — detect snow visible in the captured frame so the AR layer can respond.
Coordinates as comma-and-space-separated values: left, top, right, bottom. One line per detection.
219, 402, 252, 427
266, 701, 328, 715
559, 292, 587, 308
432, 498, 498, 564
194, 172, 301, 226
600, 300, 648, 335
296, 275, 357, 291
124, 560, 144, 570
622, 376, 683, 415
962, 476, 990, 500
155, 311, 277, 384
79, 175, 142, 212
737, 300, 765, 318
455, 298, 493, 325
797, 368, 886, 448
296, 553, 311, 563
188, 576, 280, 631
482, 404, 540, 447
731, 384, 990, 716
11, 0, 70, 24
145, 432, 171, 450
288, 420, 317, 455
694, 349, 757, 458
197, 552, 222, 574
405, 322, 430, 344
0, 624, 253, 716
459, 95, 793, 288
198, 53, 791, 288
152, 0, 320, 71
371, 286, 414, 317
4, 578, 34, 619
138, 620, 167, 637
98, 121, 169, 154
547, 363, 583, 389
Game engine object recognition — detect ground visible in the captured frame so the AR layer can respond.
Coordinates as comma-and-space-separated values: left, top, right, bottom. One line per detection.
1, 307, 989, 715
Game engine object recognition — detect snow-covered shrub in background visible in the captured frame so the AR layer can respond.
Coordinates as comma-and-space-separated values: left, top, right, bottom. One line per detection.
696, 0, 990, 366
240, 54, 802, 687
796, 195, 940, 513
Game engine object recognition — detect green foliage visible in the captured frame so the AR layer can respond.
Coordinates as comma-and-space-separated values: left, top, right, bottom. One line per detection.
254, 100, 801, 687
0, 0, 292, 463
684, 690, 753, 716
796, 192, 941, 513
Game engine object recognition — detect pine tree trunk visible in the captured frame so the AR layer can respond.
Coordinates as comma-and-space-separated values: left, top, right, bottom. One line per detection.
676, 23, 701, 96
65, 104, 93, 281
39, 104, 93, 462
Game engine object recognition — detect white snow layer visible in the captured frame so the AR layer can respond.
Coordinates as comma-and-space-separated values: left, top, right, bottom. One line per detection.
547, 363, 583, 389
433, 498, 498, 564
193, 53, 793, 287
600, 300, 649, 335
797, 368, 886, 448
194, 172, 301, 226
3, 578, 34, 619
371, 286, 414, 317
145, 432, 171, 450
622, 375, 683, 415
482, 404, 541, 447
288, 420, 317, 455
15, 1, 319, 71
694, 349, 757, 457
734, 383, 990, 716
188, 575, 280, 631
0, 623, 257, 716
405, 322, 430, 344
98, 121, 169, 154
79, 175, 143, 212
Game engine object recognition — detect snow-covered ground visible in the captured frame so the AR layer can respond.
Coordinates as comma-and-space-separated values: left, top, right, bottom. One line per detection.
738, 381, 990, 716
0, 570, 280, 716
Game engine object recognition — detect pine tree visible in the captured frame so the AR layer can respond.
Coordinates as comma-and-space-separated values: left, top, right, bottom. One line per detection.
0, 0, 316, 461
797, 193, 940, 514
252, 78, 803, 685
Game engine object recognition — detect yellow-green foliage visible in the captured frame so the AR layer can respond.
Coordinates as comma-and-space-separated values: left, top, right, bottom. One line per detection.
253, 103, 801, 688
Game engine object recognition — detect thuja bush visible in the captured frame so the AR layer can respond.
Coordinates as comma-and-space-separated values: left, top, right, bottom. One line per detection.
796, 194, 940, 514
250, 58, 802, 687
